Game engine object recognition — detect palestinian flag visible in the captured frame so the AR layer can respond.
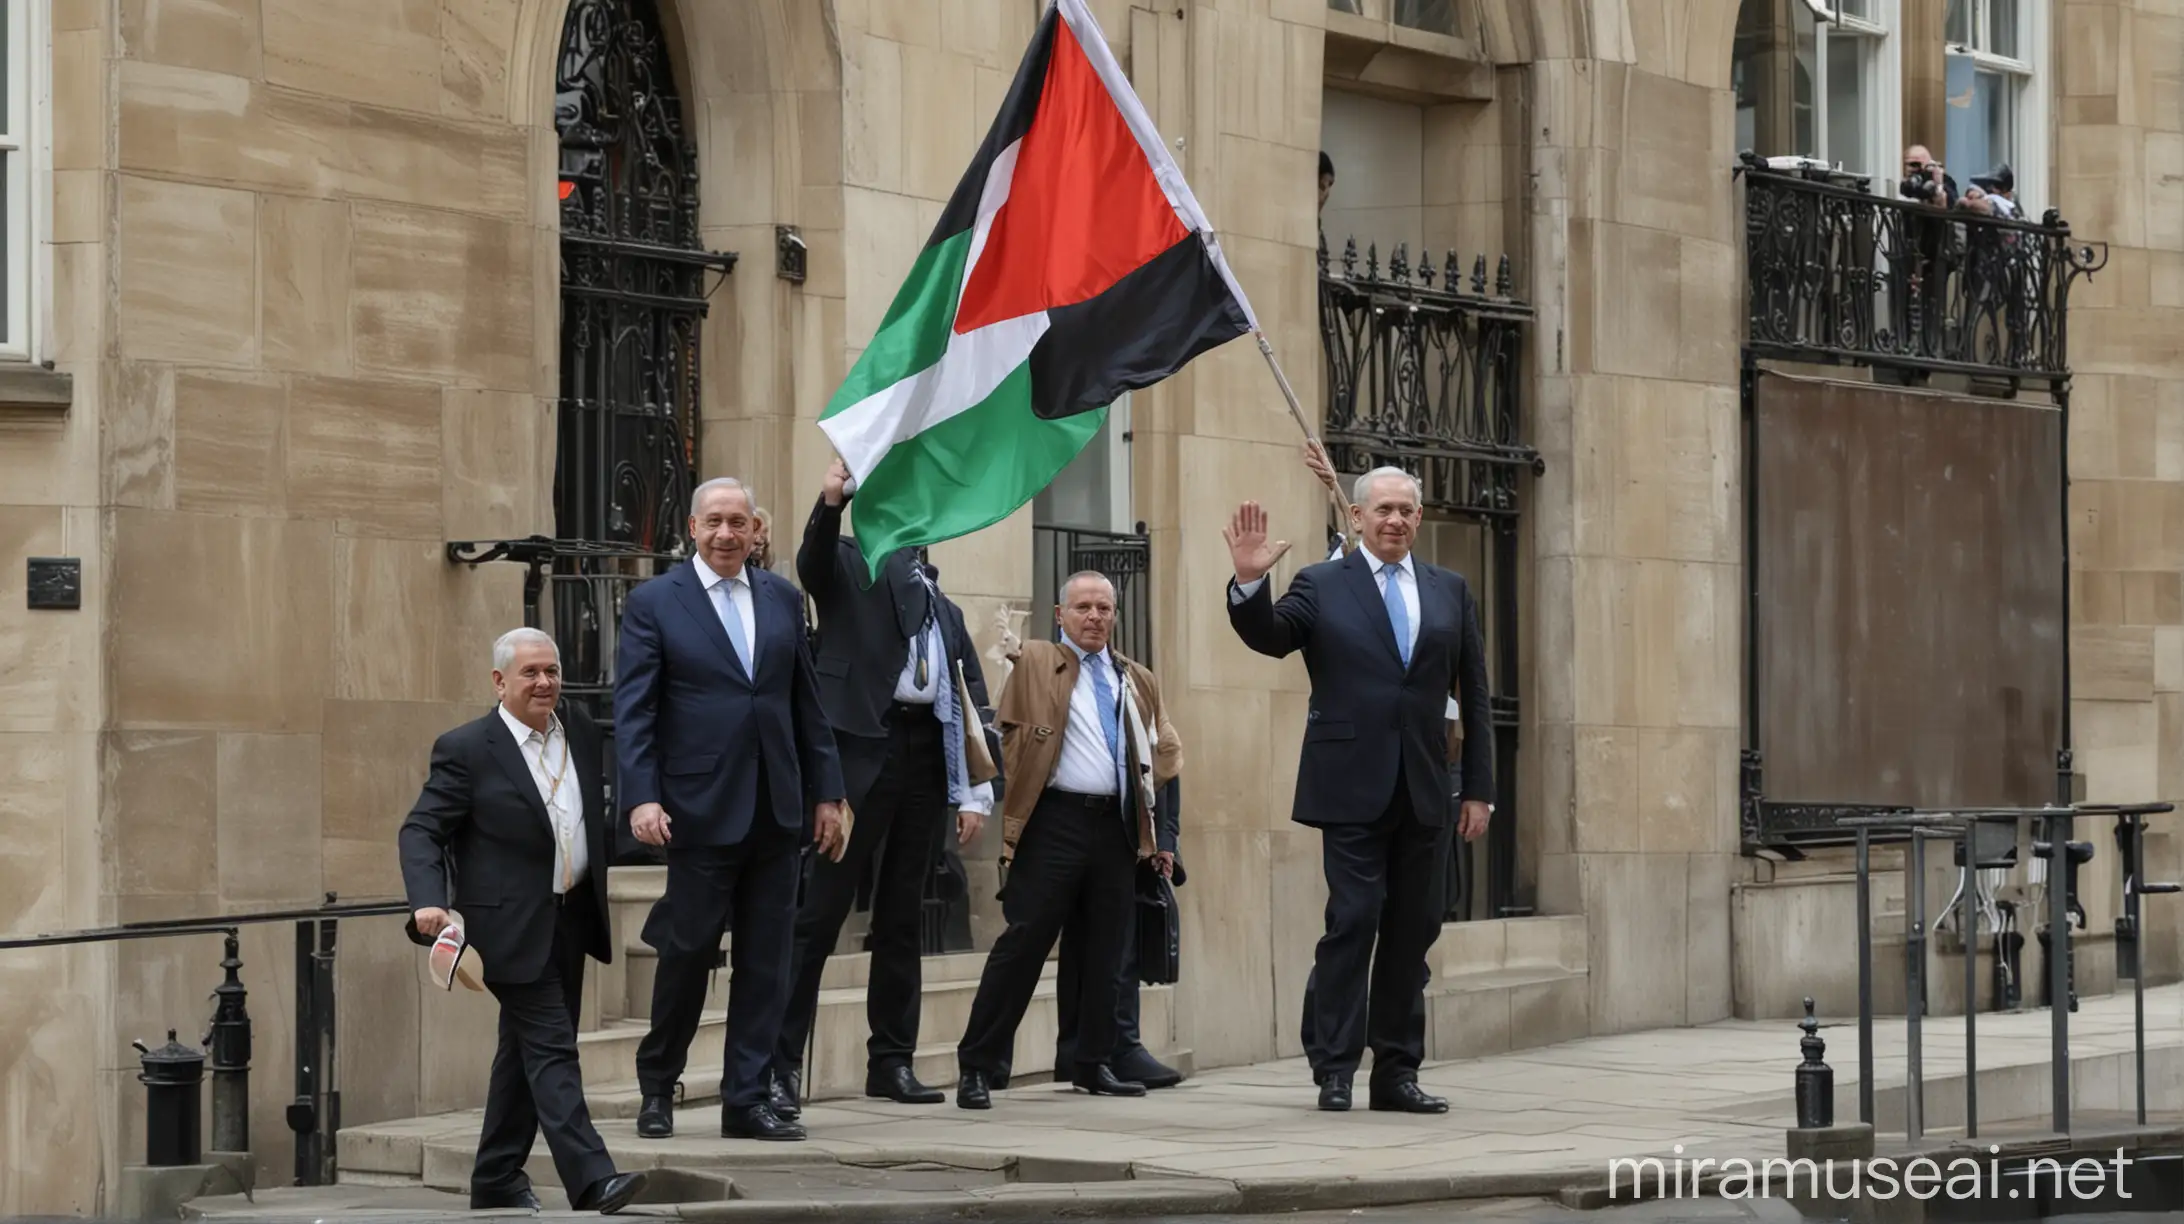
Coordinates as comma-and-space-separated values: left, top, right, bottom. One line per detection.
819, 0, 1258, 578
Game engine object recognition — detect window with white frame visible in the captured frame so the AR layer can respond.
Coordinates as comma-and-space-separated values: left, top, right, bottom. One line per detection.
1734, 0, 1897, 181
1944, 0, 2035, 204
0, 0, 38, 359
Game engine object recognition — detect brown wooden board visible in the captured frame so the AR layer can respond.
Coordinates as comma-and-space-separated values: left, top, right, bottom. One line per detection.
1753, 372, 2064, 808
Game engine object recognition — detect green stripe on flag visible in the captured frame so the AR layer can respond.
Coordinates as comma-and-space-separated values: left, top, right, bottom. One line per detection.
848, 360, 1105, 579
824, 230, 975, 416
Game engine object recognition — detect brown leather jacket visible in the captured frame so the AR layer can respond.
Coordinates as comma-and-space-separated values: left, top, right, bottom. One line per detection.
995, 638, 1181, 860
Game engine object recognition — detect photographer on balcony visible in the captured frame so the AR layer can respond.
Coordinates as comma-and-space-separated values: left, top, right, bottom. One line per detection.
1893, 144, 1960, 363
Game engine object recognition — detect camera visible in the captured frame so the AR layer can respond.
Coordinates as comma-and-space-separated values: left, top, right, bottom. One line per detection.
1898, 171, 1942, 202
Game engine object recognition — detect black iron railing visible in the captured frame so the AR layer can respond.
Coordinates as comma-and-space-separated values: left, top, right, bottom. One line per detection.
1032, 523, 1154, 666
1738, 156, 2108, 387
0, 895, 411, 1186
1318, 234, 1539, 920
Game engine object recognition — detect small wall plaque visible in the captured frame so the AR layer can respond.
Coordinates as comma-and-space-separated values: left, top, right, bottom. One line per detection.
27, 557, 81, 610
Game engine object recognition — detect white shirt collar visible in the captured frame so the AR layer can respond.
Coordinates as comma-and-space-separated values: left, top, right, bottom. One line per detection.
692, 555, 751, 591
1365, 550, 1415, 580
1060, 637, 1112, 671
497, 703, 557, 746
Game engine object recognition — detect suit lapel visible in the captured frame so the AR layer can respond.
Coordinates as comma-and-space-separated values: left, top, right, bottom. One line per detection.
485, 711, 552, 824
563, 705, 609, 862
1342, 549, 1403, 666
672, 562, 753, 685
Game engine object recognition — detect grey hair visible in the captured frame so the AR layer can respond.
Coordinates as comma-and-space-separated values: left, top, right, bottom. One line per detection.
1351, 465, 1422, 508
690, 476, 752, 519
1059, 570, 1116, 603
493, 627, 559, 672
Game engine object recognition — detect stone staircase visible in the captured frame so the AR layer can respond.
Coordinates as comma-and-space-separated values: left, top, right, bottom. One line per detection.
1423, 914, 1592, 1060
348, 866, 1187, 1167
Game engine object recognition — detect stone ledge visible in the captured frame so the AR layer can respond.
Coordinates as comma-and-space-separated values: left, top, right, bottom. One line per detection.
0, 364, 73, 421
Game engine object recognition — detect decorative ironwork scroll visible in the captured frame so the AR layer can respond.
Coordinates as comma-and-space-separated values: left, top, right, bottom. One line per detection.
1739, 156, 2108, 386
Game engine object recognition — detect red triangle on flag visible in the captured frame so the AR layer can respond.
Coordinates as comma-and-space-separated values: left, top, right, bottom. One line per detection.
952, 18, 1188, 335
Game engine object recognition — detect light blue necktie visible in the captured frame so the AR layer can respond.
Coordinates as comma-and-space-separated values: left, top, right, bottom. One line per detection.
1382, 562, 1411, 667
1087, 652, 1123, 791
712, 578, 751, 675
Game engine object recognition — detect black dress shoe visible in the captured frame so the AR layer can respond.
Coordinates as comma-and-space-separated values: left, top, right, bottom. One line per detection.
957, 1068, 992, 1110
574, 1171, 648, 1214
468, 1185, 542, 1210
1317, 1073, 1353, 1112
1369, 1079, 1449, 1114
1113, 1048, 1183, 1090
634, 1094, 674, 1139
866, 1063, 946, 1104
1071, 1064, 1148, 1097
768, 1068, 802, 1120
721, 1103, 806, 1141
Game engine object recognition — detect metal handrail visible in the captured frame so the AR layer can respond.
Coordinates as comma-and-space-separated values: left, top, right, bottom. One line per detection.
1842, 802, 2174, 1141
0, 893, 411, 1185
0, 897, 409, 950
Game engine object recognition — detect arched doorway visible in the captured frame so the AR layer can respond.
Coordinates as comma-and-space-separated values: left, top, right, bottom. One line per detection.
451, 0, 737, 861
554, 0, 737, 857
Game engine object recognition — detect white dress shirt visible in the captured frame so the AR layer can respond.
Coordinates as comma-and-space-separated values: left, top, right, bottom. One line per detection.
889, 594, 994, 815
497, 705, 588, 894
692, 556, 756, 668
1051, 638, 1125, 795
1230, 551, 1420, 659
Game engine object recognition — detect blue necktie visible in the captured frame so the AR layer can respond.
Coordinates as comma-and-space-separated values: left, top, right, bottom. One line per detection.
712, 579, 751, 674
1382, 562, 1411, 666
1087, 652, 1123, 789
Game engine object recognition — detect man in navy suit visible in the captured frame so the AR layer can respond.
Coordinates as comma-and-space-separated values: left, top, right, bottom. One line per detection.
1225, 465, 1494, 1114
616, 476, 847, 1143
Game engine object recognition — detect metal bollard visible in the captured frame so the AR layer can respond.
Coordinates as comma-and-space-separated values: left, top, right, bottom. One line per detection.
1794, 997, 1834, 1129
205, 931, 252, 1153
134, 1029, 205, 1167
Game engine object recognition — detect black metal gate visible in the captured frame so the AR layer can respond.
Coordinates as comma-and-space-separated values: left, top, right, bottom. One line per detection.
1317, 237, 1540, 920
450, 0, 734, 861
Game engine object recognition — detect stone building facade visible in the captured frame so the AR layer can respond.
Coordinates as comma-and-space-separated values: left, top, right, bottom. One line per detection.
0, 0, 2177, 1212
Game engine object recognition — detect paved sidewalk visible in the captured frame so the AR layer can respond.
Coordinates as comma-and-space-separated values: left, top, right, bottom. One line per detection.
199, 984, 2183, 1220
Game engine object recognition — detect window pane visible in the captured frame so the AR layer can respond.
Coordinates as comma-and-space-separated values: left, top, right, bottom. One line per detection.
1825, 32, 1869, 174
1986, 0, 2019, 57
1944, 54, 2015, 181
1837, 0, 1872, 19
1328, 0, 1361, 12
1792, 1, 1817, 157
1393, 0, 1457, 35
0, 1, 11, 136
1945, 0, 1971, 44
0, 154, 11, 345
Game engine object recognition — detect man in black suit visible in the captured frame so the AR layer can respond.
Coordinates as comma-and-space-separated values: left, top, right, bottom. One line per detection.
769, 456, 996, 1114
1225, 465, 1494, 1114
616, 476, 848, 1143
398, 628, 647, 1214
1051, 775, 1184, 1088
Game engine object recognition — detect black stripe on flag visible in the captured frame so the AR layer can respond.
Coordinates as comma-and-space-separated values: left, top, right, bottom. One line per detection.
1026, 234, 1254, 420
927, 8, 1057, 246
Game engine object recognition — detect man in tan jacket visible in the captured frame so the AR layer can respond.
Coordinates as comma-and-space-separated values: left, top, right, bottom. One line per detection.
954, 571, 1180, 1109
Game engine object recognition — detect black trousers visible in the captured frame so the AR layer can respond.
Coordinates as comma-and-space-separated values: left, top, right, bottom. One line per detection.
776, 708, 949, 1076
1299, 818, 1450, 1062
475, 898, 615, 1200
1303, 771, 1446, 1087
1053, 874, 1145, 1070
635, 802, 801, 1108
958, 789, 1135, 1079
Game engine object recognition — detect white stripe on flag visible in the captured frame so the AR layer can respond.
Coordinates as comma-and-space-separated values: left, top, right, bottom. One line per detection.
821, 312, 1051, 478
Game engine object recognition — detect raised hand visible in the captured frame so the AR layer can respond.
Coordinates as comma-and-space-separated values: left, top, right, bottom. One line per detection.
822, 455, 852, 506
1223, 501, 1291, 585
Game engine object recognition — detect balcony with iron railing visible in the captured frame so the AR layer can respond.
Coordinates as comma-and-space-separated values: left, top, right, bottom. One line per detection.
1736, 154, 2109, 389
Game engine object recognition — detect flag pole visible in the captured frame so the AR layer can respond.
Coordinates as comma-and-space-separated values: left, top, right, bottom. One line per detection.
1253, 330, 1352, 554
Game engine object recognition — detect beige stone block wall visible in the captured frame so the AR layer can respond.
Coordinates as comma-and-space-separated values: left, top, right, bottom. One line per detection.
2059, 0, 2184, 956
1517, 1, 1746, 1036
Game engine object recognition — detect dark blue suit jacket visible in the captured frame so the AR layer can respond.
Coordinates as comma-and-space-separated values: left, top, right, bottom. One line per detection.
613, 559, 846, 847
1228, 548, 1495, 828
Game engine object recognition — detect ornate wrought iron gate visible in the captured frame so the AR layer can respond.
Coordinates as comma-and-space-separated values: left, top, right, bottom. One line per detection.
450, 0, 735, 859
1318, 236, 1540, 920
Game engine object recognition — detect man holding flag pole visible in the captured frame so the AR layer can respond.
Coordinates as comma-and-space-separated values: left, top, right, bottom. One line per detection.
814, 0, 1355, 1110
